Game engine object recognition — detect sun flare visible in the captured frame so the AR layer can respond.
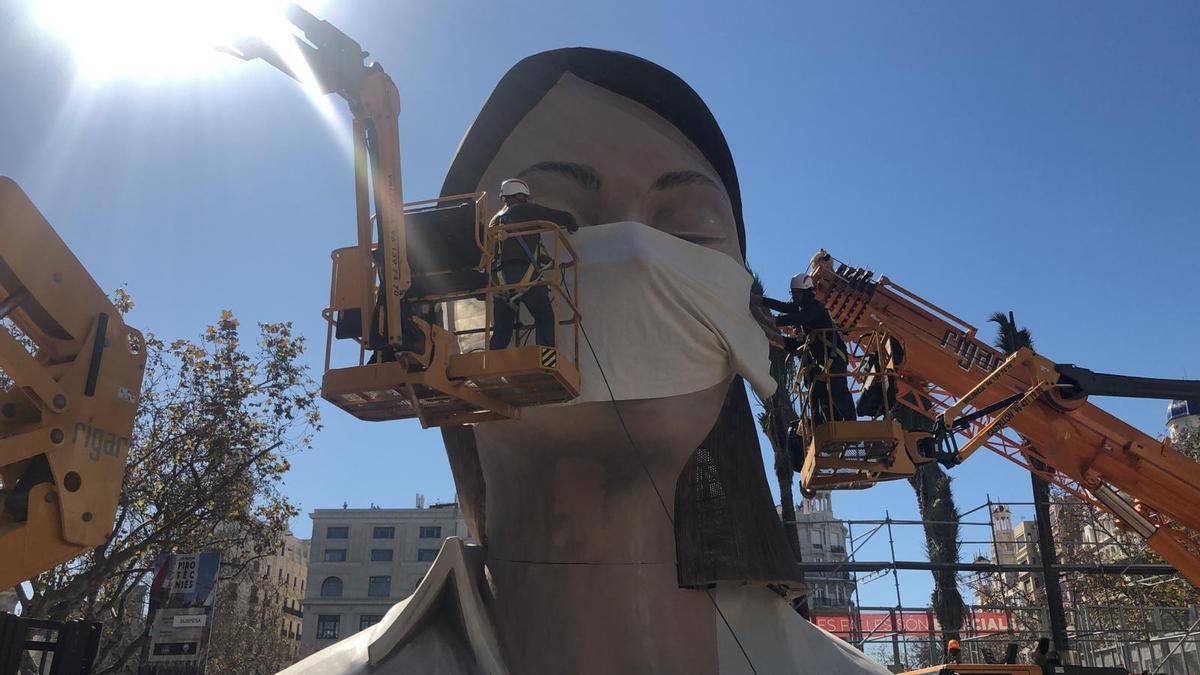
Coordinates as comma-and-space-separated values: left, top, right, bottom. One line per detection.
34, 0, 319, 82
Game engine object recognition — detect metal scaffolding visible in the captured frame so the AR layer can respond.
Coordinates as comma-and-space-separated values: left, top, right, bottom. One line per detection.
787, 496, 1200, 673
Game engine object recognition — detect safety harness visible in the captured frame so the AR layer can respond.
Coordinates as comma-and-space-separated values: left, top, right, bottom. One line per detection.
491, 220, 545, 308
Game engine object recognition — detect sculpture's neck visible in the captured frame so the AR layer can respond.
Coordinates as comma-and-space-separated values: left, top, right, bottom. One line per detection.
478, 433, 716, 675
471, 386, 731, 674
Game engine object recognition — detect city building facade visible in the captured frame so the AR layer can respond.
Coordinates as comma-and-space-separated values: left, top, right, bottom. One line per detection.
260, 530, 310, 658
976, 504, 1056, 602
214, 528, 310, 668
300, 502, 469, 657
788, 492, 857, 611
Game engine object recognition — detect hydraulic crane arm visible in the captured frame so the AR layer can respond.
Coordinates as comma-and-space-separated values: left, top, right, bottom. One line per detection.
228, 7, 582, 427
227, 5, 408, 348
1055, 364, 1200, 401
800, 250, 1200, 586
0, 178, 147, 590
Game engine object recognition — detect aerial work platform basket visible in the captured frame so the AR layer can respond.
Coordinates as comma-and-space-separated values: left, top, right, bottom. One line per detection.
320, 193, 581, 428
796, 327, 930, 491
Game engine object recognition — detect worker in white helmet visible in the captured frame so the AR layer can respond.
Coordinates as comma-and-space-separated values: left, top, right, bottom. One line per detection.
762, 270, 855, 446
487, 178, 578, 349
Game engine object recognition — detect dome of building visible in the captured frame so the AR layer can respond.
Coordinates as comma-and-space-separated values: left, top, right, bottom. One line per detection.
1168, 399, 1200, 423
1168, 399, 1200, 441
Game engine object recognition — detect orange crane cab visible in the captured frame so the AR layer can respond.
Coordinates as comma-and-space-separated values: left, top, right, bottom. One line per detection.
786, 250, 1200, 588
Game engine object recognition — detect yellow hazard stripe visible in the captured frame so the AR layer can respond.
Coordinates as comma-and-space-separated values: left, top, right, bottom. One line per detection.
540, 347, 558, 368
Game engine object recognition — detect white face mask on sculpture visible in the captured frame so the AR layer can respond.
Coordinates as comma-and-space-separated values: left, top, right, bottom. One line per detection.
555, 221, 776, 404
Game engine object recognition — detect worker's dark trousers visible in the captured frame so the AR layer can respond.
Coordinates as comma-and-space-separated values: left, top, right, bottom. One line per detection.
807, 368, 856, 425
490, 274, 555, 349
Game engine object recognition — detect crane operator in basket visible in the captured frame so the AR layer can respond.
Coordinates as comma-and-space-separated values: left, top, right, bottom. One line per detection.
763, 268, 857, 428
487, 178, 579, 350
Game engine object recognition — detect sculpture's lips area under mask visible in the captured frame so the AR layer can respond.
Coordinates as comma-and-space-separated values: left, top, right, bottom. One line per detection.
558, 221, 776, 404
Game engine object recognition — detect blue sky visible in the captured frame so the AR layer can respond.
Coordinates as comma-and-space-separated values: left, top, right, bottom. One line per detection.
3, 1, 1198, 611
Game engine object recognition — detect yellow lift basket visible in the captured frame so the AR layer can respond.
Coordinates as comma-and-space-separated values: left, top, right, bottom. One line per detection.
320, 193, 581, 428
796, 327, 931, 491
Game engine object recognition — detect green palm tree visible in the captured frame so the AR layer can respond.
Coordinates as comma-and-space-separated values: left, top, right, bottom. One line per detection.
890, 362, 967, 646
751, 276, 803, 559
988, 311, 1033, 355
758, 339, 803, 558
908, 460, 966, 647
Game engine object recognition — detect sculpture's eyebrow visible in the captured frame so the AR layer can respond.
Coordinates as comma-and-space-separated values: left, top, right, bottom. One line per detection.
651, 170, 719, 191
517, 161, 601, 191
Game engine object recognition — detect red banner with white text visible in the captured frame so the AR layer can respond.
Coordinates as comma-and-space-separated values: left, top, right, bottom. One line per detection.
813, 611, 1014, 638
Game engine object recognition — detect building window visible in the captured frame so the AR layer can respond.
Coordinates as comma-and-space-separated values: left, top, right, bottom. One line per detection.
368, 576, 391, 597
417, 548, 438, 562
359, 615, 383, 631
320, 576, 343, 597
317, 615, 340, 640
371, 548, 394, 562
373, 526, 395, 539
327, 526, 349, 539
419, 526, 441, 539
324, 548, 347, 562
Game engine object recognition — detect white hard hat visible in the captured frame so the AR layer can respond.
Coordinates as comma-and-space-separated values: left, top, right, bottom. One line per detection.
791, 273, 814, 291
499, 178, 531, 198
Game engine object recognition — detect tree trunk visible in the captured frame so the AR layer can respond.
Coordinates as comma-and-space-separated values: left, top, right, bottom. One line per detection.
1029, 455, 1070, 656
770, 402, 802, 559
909, 462, 966, 648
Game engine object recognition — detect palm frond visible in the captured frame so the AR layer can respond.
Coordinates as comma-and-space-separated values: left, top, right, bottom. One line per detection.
988, 311, 1033, 353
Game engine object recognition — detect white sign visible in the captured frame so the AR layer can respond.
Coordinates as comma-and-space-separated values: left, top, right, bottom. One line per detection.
141, 551, 221, 673
172, 614, 207, 628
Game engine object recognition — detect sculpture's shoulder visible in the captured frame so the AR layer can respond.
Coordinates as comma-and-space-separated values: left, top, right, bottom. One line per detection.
712, 584, 893, 675
279, 538, 507, 675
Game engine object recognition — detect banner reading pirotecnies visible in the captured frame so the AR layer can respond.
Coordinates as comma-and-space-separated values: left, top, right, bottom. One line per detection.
138, 551, 221, 675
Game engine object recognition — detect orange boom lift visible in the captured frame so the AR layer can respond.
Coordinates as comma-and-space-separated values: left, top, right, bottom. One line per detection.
793, 250, 1200, 587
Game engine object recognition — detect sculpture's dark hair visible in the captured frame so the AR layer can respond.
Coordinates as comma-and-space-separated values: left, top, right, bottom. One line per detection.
440, 49, 799, 587
441, 47, 745, 258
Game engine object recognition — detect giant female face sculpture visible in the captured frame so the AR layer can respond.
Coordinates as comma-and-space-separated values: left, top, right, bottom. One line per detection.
286, 49, 889, 675
438, 48, 887, 675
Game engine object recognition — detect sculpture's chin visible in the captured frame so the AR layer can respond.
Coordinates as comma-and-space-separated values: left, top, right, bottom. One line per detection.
475, 380, 728, 461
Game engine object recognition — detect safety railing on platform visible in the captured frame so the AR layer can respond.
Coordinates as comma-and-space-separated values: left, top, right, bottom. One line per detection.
473, 218, 580, 368
320, 195, 580, 373
319, 192, 583, 425
792, 327, 925, 490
